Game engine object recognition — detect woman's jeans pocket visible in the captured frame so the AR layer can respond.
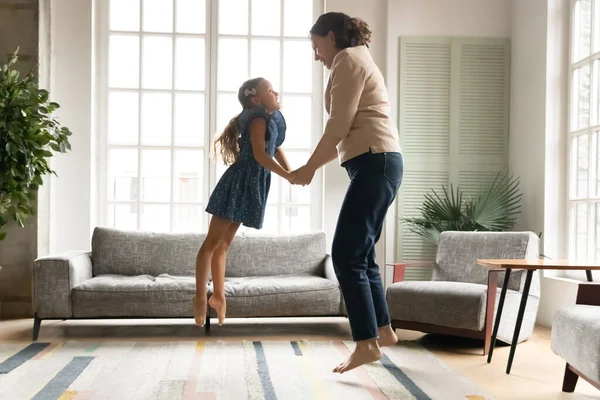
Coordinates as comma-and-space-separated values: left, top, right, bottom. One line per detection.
383, 152, 404, 187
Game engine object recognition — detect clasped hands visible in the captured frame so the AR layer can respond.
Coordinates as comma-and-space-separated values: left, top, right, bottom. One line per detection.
289, 165, 315, 186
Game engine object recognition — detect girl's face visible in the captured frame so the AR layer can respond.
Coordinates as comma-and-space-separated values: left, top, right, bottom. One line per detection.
311, 32, 338, 70
252, 80, 280, 112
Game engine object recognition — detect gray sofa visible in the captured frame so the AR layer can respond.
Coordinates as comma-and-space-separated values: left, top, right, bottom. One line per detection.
32, 227, 344, 340
386, 231, 540, 355
551, 283, 600, 393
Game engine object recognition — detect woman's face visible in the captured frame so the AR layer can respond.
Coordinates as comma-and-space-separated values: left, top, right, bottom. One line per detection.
311, 32, 338, 70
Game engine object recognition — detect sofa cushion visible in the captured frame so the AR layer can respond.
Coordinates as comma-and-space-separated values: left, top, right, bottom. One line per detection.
387, 281, 492, 330
225, 233, 327, 277
92, 228, 205, 276
208, 275, 343, 317
433, 231, 539, 292
551, 305, 600, 385
91, 228, 327, 278
72, 274, 198, 317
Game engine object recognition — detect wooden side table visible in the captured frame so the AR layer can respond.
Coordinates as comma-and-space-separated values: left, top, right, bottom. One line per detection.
477, 259, 600, 374
386, 261, 434, 284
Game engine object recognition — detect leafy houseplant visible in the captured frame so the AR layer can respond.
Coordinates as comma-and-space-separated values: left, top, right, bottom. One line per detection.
0, 48, 72, 241
401, 172, 523, 245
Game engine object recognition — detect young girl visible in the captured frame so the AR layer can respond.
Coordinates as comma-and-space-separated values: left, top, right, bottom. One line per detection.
192, 77, 292, 327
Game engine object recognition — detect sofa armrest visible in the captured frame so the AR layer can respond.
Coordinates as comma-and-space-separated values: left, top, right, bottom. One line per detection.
575, 283, 600, 306
33, 251, 93, 318
323, 255, 338, 285
386, 261, 434, 283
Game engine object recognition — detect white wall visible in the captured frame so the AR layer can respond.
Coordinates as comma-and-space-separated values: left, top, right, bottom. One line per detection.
510, 0, 547, 240
46, 0, 95, 253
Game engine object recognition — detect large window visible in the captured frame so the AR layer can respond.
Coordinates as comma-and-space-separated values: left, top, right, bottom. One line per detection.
569, 0, 600, 275
97, 0, 322, 234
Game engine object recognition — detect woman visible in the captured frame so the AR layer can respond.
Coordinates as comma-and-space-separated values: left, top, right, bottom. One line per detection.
293, 12, 404, 374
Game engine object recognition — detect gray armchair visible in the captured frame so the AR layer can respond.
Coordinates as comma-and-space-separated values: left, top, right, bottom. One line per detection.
386, 231, 540, 355
551, 283, 600, 393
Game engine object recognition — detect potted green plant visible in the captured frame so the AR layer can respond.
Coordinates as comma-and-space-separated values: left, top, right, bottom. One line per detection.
401, 172, 523, 245
0, 48, 72, 241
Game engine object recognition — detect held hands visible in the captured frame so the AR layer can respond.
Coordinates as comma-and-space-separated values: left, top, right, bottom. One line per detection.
288, 165, 315, 186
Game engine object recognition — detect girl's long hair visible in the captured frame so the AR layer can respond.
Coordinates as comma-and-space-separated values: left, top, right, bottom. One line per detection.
213, 77, 265, 165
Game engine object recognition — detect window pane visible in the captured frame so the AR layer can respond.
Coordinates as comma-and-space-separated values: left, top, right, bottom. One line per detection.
281, 151, 310, 204
283, 0, 312, 37
572, 135, 589, 198
215, 161, 228, 184
109, 204, 139, 230
573, 203, 589, 260
219, 0, 248, 34
251, 39, 280, 87
217, 93, 241, 134
110, 0, 140, 31
109, 149, 139, 201
280, 95, 311, 149
141, 204, 171, 232
283, 41, 312, 93
261, 205, 279, 233
174, 205, 203, 232
141, 93, 172, 145
175, 37, 205, 90
251, 0, 280, 36
174, 150, 203, 202
267, 175, 279, 204
596, 203, 600, 259
175, 93, 204, 146
594, 60, 600, 125
218, 39, 248, 91
142, 150, 171, 201
572, 65, 591, 131
176, 0, 206, 34
595, 0, 600, 52
108, 91, 139, 145
142, 36, 173, 89
109, 35, 140, 89
281, 206, 310, 233
596, 132, 600, 196
573, 0, 592, 62
143, 0, 173, 32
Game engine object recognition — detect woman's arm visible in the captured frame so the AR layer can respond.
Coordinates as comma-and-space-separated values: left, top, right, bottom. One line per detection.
295, 57, 367, 184
274, 147, 291, 171
250, 118, 293, 182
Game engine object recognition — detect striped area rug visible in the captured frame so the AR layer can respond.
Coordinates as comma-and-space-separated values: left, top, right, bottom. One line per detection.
0, 340, 493, 400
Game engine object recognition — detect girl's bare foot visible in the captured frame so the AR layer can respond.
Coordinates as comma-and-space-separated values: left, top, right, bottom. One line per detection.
208, 294, 226, 326
333, 339, 382, 374
192, 295, 207, 327
377, 325, 398, 347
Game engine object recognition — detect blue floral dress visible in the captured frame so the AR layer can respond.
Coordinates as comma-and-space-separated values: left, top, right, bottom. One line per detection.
205, 107, 286, 229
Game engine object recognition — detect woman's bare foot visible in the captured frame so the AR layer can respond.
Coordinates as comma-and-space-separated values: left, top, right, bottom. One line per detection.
192, 295, 207, 327
208, 294, 226, 326
377, 325, 398, 347
333, 339, 382, 374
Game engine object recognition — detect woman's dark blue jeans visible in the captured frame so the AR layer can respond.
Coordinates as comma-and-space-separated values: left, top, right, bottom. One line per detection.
332, 150, 404, 341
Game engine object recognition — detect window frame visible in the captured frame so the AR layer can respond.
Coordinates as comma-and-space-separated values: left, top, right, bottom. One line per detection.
95, 0, 324, 234
568, 0, 600, 272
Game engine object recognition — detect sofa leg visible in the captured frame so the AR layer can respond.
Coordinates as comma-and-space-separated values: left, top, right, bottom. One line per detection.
205, 315, 211, 332
562, 364, 579, 392
32, 314, 42, 341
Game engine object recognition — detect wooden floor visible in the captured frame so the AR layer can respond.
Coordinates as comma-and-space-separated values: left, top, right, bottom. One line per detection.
0, 317, 598, 400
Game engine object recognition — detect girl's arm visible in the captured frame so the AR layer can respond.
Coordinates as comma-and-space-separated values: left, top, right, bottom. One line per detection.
250, 118, 293, 182
274, 147, 291, 171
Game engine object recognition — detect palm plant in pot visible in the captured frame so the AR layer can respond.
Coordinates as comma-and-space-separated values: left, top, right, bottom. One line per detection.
0, 48, 72, 241
401, 172, 524, 245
